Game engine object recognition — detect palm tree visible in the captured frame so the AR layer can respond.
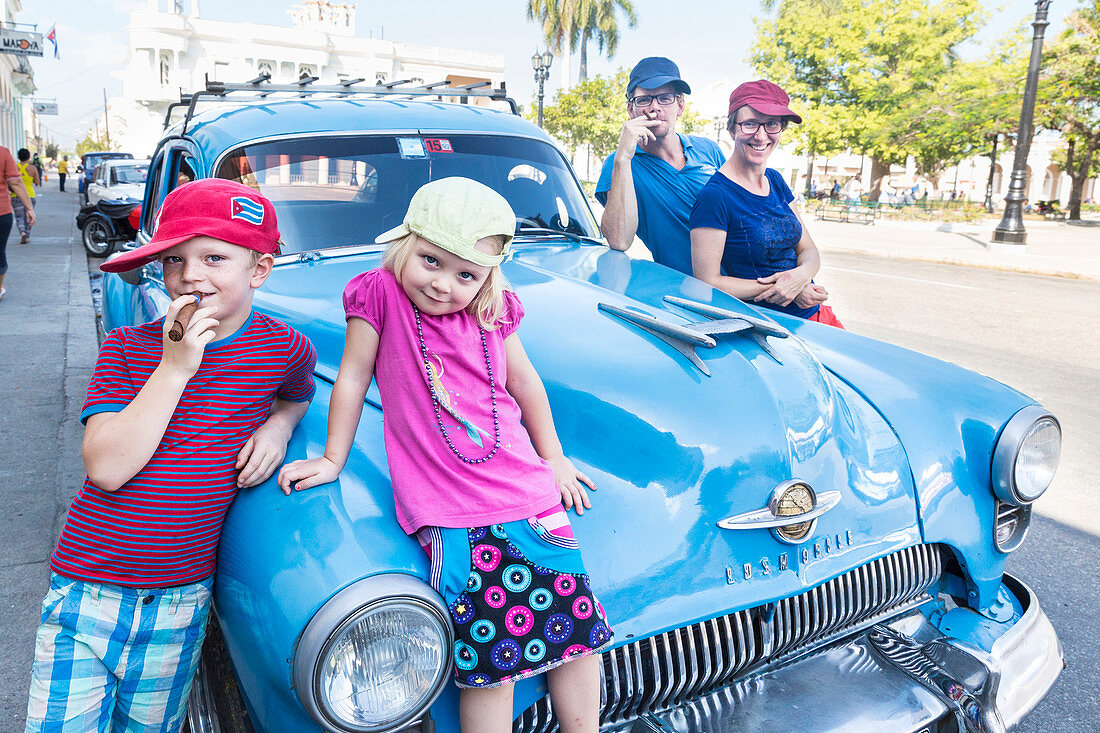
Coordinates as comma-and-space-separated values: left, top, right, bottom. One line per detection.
527, 0, 637, 83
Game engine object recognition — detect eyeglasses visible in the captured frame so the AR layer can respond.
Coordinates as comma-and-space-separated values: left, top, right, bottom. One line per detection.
735, 120, 786, 134
629, 93, 679, 108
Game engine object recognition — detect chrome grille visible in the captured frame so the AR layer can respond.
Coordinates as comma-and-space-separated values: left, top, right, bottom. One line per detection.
513, 544, 945, 733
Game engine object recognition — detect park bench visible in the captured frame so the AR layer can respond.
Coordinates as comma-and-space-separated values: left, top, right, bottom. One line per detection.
815, 200, 878, 224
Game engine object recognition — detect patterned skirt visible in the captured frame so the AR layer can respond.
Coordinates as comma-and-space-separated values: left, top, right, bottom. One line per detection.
419, 511, 613, 688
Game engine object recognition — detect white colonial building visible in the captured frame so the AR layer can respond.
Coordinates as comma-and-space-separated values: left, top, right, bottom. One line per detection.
1, 0, 35, 151
109, 0, 507, 156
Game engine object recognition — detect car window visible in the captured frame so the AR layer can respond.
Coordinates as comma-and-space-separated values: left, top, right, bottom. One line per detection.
114, 165, 148, 185
214, 134, 600, 255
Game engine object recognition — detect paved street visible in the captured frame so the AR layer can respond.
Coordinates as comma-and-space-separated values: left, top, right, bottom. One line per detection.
0, 191, 1097, 728
819, 252, 1100, 731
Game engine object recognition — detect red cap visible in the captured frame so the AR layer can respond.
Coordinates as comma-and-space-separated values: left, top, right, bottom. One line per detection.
101, 179, 280, 273
728, 80, 802, 123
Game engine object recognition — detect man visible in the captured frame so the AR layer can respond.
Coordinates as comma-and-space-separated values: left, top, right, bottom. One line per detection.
596, 57, 724, 275
58, 155, 68, 192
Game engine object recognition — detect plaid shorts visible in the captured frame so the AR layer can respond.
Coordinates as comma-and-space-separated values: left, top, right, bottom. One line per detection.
24, 572, 213, 733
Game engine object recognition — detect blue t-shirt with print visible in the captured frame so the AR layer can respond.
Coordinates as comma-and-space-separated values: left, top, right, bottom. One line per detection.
596, 134, 724, 276
689, 168, 818, 319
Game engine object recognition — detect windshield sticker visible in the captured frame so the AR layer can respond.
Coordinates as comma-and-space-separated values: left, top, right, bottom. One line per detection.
423, 138, 454, 153
397, 137, 427, 158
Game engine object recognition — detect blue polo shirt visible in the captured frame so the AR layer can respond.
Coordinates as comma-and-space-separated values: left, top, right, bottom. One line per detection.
596, 134, 724, 276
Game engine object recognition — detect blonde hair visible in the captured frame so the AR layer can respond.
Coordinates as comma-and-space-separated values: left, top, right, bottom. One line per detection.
382, 233, 511, 330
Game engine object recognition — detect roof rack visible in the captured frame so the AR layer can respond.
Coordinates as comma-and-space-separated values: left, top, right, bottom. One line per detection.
163, 72, 519, 132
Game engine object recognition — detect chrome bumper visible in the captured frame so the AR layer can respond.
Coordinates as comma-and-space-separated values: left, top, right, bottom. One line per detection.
621, 575, 1061, 733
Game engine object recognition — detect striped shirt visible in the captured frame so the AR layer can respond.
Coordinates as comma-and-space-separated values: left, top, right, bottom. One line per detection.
52, 312, 316, 587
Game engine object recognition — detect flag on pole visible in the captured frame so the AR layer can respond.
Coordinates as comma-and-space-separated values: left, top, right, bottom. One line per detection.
46, 25, 58, 59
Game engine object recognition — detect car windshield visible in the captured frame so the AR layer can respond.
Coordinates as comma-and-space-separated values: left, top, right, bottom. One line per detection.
215, 134, 600, 255
114, 165, 148, 185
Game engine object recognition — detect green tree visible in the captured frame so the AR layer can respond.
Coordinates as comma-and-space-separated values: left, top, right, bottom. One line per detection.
1038, 0, 1100, 220
526, 0, 637, 83
76, 131, 109, 157
538, 70, 630, 157
752, 0, 985, 195
883, 34, 1028, 186
44, 142, 59, 159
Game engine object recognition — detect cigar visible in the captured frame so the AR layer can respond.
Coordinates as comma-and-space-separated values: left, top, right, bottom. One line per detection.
168, 297, 200, 342
644, 110, 657, 120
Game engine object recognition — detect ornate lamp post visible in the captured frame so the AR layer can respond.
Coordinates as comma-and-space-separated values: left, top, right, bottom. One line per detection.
993, 0, 1052, 244
983, 133, 999, 213
532, 50, 553, 128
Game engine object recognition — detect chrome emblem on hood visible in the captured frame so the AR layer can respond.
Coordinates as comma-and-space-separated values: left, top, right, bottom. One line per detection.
717, 480, 841, 545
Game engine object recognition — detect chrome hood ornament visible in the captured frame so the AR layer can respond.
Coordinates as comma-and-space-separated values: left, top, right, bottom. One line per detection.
597, 295, 790, 376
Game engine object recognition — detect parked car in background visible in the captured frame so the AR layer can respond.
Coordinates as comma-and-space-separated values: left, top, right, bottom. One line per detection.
85, 159, 149, 207
100, 79, 1064, 733
78, 151, 133, 203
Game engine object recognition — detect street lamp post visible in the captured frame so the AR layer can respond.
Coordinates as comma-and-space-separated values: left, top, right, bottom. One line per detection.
532, 50, 553, 128
993, 0, 1052, 244
983, 133, 999, 213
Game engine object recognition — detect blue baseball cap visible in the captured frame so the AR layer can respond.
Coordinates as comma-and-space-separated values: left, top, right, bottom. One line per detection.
627, 57, 691, 96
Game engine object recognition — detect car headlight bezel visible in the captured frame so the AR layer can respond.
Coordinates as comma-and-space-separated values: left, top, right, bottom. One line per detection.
293, 574, 454, 733
991, 405, 1061, 506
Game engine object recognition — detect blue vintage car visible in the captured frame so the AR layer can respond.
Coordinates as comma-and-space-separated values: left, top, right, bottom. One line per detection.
101, 80, 1063, 733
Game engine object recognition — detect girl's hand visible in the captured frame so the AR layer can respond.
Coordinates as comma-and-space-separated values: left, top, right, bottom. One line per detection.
547, 455, 596, 515
161, 295, 217, 377
278, 456, 342, 496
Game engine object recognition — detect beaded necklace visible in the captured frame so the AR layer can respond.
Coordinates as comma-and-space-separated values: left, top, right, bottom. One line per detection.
413, 304, 500, 464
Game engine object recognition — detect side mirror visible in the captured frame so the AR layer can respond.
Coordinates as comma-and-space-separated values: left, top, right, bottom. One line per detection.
95, 179, 106, 187
103, 253, 145, 286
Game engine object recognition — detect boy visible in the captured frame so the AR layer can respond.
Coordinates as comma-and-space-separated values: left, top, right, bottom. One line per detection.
25, 178, 316, 732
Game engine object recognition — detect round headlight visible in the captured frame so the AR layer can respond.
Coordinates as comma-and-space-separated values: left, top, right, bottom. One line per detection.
318, 600, 449, 730
992, 406, 1061, 506
1013, 418, 1060, 502
294, 575, 453, 733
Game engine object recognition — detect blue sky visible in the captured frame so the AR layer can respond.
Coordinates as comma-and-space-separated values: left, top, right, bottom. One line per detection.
22, 0, 1070, 149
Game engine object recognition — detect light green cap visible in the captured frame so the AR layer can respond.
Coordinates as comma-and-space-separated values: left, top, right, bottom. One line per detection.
375, 177, 515, 267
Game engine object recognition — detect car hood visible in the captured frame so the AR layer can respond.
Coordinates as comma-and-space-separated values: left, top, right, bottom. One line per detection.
256, 243, 922, 640
100, 183, 144, 201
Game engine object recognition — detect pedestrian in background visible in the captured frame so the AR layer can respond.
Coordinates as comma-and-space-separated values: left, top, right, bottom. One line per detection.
57, 155, 68, 192
0, 147, 36, 300
12, 148, 40, 244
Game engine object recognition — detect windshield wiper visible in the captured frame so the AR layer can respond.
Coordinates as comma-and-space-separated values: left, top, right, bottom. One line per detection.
512, 226, 606, 246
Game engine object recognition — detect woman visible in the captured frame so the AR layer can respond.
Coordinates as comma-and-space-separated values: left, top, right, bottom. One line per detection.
0, 147, 35, 300
12, 148, 40, 243
689, 80, 843, 327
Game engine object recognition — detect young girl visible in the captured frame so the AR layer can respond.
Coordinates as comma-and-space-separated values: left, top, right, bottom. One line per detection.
279, 177, 612, 731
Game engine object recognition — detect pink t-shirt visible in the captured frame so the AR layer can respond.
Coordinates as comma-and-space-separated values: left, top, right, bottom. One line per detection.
343, 269, 560, 534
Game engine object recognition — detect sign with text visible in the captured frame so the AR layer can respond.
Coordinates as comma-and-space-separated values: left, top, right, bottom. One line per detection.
32, 102, 59, 115
0, 29, 44, 57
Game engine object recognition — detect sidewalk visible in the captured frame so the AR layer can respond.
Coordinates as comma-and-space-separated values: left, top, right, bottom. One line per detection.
0, 185, 97, 728
810, 215, 1100, 281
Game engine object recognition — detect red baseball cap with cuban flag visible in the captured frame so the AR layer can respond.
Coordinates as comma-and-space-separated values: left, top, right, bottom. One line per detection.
100, 178, 281, 273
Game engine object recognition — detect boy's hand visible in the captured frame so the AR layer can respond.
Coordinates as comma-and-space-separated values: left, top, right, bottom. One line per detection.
236, 420, 293, 488
161, 295, 217, 376
278, 457, 341, 496
547, 455, 595, 516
